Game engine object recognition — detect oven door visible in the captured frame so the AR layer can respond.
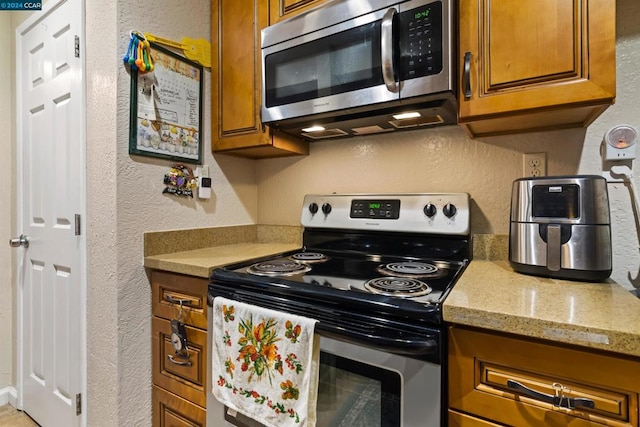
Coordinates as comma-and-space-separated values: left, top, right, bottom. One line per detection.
207, 319, 442, 427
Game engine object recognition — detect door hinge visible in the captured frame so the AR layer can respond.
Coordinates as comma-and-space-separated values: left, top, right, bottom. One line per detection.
76, 393, 82, 415
75, 214, 81, 236
74, 35, 80, 58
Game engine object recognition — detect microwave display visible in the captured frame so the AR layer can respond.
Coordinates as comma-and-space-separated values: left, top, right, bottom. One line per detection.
399, 1, 443, 80
532, 184, 581, 219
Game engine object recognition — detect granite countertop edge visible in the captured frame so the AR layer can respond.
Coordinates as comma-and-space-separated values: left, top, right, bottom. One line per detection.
443, 260, 640, 358
143, 229, 640, 357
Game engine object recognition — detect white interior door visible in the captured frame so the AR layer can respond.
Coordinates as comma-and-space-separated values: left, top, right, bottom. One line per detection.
15, 0, 85, 425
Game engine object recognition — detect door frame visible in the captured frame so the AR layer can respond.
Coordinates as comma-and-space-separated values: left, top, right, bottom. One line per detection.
14, 0, 87, 424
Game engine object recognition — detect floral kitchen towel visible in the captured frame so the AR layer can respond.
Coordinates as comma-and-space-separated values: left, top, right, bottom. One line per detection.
212, 296, 320, 427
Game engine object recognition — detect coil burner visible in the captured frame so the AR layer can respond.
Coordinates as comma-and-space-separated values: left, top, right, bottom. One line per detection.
290, 252, 329, 263
377, 261, 446, 279
364, 277, 432, 298
247, 260, 311, 277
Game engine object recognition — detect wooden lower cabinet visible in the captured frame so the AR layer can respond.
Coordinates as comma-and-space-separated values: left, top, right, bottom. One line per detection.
448, 326, 640, 427
153, 386, 206, 427
151, 271, 209, 427
449, 409, 505, 426
152, 317, 207, 407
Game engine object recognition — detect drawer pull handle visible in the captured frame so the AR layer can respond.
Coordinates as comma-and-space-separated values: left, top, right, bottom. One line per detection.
507, 380, 595, 410
165, 295, 197, 307
167, 354, 193, 367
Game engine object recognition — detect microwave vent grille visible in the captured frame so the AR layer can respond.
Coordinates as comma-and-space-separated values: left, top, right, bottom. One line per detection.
390, 115, 445, 129
352, 125, 395, 135
302, 128, 349, 140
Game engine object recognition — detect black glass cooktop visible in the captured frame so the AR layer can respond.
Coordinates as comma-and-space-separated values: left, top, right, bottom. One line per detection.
233, 250, 463, 305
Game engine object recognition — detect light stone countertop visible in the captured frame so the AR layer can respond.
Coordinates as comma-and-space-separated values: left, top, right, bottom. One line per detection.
144, 242, 301, 278
443, 260, 640, 358
143, 229, 640, 358
143, 224, 302, 278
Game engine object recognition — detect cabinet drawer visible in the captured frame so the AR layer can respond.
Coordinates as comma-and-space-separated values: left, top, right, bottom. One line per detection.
151, 271, 208, 329
152, 386, 206, 427
449, 409, 505, 426
449, 326, 640, 427
153, 317, 207, 407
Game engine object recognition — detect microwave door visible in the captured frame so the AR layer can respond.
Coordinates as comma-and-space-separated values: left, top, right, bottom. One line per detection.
261, 7, 400, 124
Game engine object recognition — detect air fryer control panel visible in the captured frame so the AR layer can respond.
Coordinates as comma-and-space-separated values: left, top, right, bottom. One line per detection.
532, 184, 580, 219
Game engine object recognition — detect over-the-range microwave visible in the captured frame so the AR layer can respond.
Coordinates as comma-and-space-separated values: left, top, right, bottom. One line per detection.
261, 0, 456, 140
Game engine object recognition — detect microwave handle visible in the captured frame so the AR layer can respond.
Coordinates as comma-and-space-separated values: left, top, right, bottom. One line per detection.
381, 7, 398, 92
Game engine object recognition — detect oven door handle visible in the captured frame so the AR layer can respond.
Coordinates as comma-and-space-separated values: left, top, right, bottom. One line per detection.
209, 286, 440, 357
318, 325, 438, 356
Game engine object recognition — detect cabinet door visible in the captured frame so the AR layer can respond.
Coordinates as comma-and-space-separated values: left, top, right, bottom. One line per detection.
210, 0, 308, 158
152, 386, 206, 427
458, 0, 615, 137
449, 326, 640, 427
151, 271, 208, 329
269, 0, 329, 24
153, 317, 207, 408
449, 410, 505, 427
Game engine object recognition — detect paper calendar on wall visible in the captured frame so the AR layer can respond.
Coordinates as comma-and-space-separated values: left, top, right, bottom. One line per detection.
129, 42, 203, 164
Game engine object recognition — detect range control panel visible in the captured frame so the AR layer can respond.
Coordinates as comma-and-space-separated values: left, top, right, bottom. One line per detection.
350, 199, 401, 219
302, 193, 470, 235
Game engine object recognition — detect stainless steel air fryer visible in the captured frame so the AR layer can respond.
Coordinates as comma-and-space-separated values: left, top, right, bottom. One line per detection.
509, 175, 612, 281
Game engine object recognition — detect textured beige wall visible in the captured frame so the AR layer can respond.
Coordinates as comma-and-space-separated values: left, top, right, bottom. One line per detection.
257, 0, 640, 293
4, 0, 257, 423
86, 0, 257, 425
0, 14, 13, 395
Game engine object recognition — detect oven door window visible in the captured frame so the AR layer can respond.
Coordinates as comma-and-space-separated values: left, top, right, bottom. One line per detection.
222, 350, 402, 427
264, 21, 384, 108
317, 351, 401, 427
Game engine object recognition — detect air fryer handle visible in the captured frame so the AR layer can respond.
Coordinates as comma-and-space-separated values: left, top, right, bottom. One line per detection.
547, 224, 562, 271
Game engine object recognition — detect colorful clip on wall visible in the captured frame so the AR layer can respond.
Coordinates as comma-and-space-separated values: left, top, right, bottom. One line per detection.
123, 30, 154, 73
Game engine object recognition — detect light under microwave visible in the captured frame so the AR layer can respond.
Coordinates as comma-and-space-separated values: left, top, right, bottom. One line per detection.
261, 0, 456, 140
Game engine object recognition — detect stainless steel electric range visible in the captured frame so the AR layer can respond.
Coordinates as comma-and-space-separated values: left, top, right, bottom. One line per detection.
207, 193, 471, 427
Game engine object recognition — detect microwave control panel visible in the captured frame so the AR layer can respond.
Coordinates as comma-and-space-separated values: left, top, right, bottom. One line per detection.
399, 1, 443, 80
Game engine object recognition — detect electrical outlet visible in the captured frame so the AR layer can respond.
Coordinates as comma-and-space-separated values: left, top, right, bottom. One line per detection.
523, 153, 546, 177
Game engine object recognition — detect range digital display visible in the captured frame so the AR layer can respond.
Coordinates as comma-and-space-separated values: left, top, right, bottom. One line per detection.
351, 199, 401, 219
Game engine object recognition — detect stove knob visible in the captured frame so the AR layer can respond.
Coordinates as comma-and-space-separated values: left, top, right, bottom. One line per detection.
443, 203, 457, 218
309, 202, 318, 214
423, 203, 437, 218
322, 203, 332, 214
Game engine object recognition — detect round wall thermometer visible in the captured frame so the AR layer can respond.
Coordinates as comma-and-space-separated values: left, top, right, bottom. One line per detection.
604, 124, 638, 160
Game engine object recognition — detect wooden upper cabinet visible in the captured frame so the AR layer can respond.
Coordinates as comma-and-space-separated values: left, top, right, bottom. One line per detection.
458, 0, 616, 137
210, 0, 308, 158
269, 0, 330, 24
